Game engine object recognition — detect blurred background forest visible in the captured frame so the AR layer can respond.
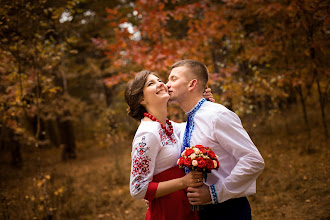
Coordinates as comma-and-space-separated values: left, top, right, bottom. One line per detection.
0, 0, 329, 219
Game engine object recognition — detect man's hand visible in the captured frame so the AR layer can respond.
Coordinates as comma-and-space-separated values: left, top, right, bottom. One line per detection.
187, 184, 212, 205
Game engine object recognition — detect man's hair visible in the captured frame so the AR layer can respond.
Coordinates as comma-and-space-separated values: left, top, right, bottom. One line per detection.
171, 60, 209, 92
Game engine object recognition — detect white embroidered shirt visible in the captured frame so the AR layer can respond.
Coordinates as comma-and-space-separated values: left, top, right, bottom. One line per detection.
178, 99, 265, 203
129, 120, 182, 199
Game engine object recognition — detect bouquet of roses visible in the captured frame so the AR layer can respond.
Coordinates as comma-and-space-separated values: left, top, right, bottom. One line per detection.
177, 145, 219, 181
177, 145, 219, 211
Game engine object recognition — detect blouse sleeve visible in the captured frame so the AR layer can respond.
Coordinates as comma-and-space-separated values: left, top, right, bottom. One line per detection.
212, 110, 265, 203
129, 131, 160, 201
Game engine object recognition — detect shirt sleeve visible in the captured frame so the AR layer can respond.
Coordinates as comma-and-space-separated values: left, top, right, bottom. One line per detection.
212, 110, 265, 203
130, 131, 160, 201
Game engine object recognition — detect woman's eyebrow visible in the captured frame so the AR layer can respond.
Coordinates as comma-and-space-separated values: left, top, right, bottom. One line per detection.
146, 78, 157, 84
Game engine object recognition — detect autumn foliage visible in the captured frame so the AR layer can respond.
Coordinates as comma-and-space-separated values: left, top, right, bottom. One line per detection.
0, 0, 329, 219
104, 0, 329, 133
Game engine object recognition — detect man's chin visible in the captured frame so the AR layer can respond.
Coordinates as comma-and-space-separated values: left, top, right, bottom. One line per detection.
168, 98, 178, 104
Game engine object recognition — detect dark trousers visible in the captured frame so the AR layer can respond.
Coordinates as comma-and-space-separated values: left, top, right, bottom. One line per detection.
199, 197, 252, 220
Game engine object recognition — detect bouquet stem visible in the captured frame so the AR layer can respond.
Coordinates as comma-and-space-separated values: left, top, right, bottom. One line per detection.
191, 205, 201, 211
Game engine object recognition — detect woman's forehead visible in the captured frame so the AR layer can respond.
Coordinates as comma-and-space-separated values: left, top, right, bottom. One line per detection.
146, 74, 161, 81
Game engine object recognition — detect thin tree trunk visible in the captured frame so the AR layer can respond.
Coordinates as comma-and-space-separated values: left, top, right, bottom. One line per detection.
58, 111, 77, 161
297, 85, 311, 140
316, 75, 328, 138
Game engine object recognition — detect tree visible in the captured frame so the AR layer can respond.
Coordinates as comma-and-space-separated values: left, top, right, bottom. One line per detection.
105, 0, 329, 139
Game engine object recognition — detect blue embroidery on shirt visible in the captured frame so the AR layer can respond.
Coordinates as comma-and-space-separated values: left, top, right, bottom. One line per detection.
210, 185, 219, 204
182, 98, 207, 151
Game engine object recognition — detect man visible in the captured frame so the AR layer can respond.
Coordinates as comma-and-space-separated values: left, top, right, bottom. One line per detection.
166, 60, 265, 219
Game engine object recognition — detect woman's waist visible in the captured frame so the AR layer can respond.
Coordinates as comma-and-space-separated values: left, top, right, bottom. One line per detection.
152, 165, 185, 182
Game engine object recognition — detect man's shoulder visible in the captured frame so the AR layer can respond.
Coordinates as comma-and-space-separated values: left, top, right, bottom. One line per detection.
201, 101, 232, 115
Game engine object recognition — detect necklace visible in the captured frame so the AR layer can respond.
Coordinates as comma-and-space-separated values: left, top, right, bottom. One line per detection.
143, 112, 173, 137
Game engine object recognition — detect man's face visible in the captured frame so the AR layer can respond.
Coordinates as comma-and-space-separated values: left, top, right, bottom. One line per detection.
166, 66, 191, 103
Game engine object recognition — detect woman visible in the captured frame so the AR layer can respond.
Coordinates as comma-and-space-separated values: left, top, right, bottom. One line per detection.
125, 70, 203, 219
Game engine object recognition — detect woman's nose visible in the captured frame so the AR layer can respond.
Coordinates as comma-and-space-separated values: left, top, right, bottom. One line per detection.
157, 81, 165, 87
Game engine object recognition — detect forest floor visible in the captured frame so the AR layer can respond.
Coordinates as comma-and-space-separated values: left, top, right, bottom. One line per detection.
0, 106, 329, 220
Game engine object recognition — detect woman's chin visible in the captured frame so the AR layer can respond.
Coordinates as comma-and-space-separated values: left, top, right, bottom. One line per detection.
161, 94, 170, 102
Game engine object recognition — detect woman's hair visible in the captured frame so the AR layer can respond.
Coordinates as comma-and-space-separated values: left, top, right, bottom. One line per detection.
125, 70, 152, 121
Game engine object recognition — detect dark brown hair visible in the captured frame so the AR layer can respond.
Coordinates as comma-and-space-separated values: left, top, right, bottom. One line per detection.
125, 70, 152, 121
171, 60, 209, 92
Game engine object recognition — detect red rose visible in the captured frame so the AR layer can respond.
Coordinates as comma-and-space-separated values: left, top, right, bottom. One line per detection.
206, 159, 214, 171
195, 145, 204, 149
207, 150, 216, 159
184, 149, 195, 157
177, 157, 185, 166
200, 148, 207, 154
184, 158, 192, 168
196, 157, 206, 170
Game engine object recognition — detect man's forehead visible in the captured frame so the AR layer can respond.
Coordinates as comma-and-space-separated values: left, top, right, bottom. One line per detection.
169, 66, 187, 78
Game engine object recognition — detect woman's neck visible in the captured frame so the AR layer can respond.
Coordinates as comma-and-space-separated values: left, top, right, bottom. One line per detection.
145, 105, 168, 124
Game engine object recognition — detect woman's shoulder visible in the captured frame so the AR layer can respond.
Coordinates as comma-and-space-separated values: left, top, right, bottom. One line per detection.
133, 121, 161, 141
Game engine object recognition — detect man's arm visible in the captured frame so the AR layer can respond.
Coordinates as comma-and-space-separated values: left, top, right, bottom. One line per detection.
210, 111, 265, 203
186, 110, 264, 205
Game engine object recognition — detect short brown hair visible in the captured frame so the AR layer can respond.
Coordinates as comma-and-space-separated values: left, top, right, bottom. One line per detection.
172, 60, 209, 92
125, 70, 152, 121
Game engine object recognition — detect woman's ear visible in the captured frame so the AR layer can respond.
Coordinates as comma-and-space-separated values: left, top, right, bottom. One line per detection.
188, 79, 198, 91
140, 98, 147, 105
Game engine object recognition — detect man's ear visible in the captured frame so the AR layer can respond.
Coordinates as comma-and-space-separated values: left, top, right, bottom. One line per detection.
188, 79, 198, 91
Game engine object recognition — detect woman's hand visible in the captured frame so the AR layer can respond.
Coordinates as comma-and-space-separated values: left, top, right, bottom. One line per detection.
181, 171, 203, 188
203, 87, 215, 102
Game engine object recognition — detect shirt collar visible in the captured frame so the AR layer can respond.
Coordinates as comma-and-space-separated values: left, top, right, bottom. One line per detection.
186, 98, 206, 117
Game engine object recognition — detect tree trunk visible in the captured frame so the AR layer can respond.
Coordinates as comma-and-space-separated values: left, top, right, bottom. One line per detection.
316, 75, 328, 138
46, 119, 61, 147
8, 128, 23, 168
296, 85, 311, 140
58, 111, 77, 161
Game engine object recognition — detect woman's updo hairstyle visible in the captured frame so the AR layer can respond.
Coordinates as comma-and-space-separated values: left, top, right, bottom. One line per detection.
125, 70, 152, 121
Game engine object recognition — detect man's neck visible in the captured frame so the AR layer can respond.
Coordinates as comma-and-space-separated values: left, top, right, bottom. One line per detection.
180, 95, 204, 113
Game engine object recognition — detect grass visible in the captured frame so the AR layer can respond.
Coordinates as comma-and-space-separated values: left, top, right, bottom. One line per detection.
0, 104, 329, 219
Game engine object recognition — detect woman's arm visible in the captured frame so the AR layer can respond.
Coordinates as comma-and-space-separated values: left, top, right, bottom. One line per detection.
130, 131, 203, 200
154, 171, 203, 198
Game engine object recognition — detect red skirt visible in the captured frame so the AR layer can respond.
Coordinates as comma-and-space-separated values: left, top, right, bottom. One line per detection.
145, 166, 199, 220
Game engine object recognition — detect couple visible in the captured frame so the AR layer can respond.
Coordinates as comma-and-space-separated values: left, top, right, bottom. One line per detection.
125, 60, 265, 219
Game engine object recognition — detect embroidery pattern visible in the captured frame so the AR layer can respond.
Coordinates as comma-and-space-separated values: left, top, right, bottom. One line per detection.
210, 185, 219, 204
159, 128, 176, 147
182, 98, 206, 151
131, 136, 151, 190
182, 98, 207, 174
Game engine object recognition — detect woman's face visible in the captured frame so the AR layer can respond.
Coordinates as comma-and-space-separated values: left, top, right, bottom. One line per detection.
141, 74, 170, 107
